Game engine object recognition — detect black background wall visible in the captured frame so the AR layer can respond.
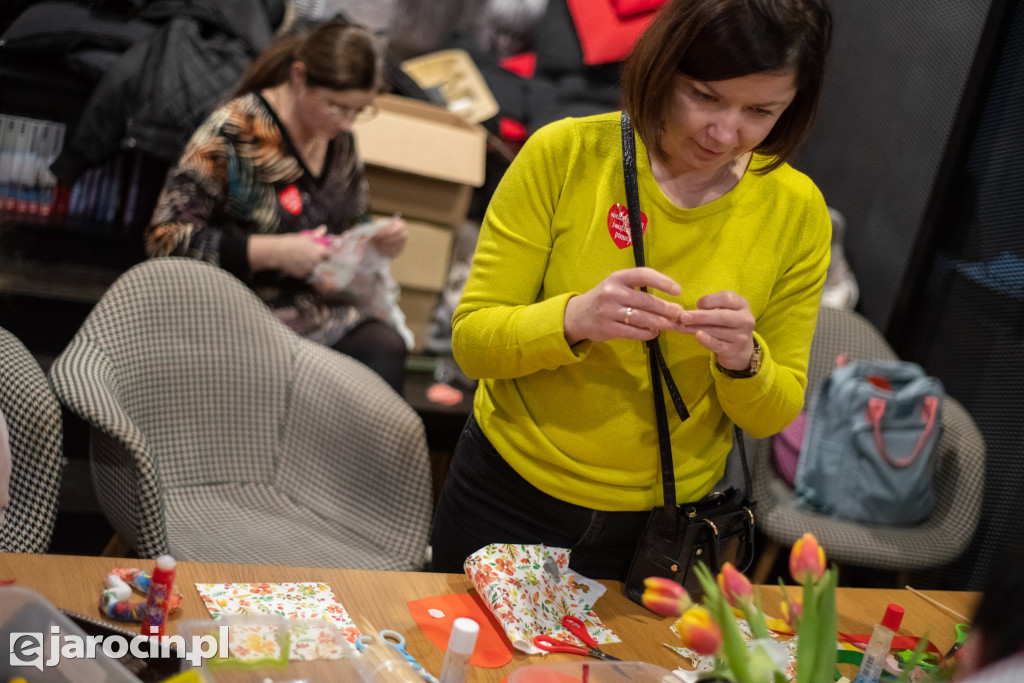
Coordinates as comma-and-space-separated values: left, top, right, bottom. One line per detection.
796, 0, 1022, 590
889, 0, 1024, 591
793, 0, 992, 332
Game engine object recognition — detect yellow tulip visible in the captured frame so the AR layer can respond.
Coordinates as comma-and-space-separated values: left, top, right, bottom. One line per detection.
789, 533, 826, 584
641, 576, 693, 618
674, 606, 722, 656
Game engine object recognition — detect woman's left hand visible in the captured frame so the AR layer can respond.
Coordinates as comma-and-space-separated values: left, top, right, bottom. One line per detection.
369, 216, 407, 258
675, 290, 756, 371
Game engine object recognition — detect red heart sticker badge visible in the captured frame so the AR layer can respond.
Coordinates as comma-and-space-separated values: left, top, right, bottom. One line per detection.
279, 185, 303, 215
607, 203, 647, 249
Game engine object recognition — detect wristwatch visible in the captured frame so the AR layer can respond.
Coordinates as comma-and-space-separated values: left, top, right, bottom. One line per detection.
716, 338, 762, 379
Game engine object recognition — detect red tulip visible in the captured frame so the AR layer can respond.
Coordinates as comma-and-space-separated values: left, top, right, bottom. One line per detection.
789, 533, 826, 584
717, 562, 754, 608
641, 576, 693, 618
675, 606, 722, 656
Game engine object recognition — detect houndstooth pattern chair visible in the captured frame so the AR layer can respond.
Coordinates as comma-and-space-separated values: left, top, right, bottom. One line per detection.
48, 257, 432, 570
750, 306, 985, 581
0, 327, 63, 552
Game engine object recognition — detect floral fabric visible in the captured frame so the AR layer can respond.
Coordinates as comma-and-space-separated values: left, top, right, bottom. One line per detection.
463, 544, 619, 654
196, 582, 361, 647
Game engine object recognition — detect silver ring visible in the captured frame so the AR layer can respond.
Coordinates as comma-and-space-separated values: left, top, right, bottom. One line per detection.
624, 307, 633, 326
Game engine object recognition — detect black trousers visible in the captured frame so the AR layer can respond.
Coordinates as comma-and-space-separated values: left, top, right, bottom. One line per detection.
332, 319, 407, 395
430, 415, 651, 580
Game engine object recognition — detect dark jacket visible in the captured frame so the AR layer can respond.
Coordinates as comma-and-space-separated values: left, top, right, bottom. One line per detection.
50, 0, 284, 183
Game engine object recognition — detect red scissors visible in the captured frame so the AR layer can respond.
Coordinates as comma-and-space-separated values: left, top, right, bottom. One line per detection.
532, 615, 621, 661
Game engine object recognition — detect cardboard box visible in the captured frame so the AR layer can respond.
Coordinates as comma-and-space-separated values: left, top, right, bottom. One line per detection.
401, 49, 500, 124
354, 94, 487, 228
389, 217, 455, 291
399, 287, 442, 353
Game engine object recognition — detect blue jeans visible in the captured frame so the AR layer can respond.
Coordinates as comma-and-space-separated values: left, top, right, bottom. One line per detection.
430, 415, 651, 579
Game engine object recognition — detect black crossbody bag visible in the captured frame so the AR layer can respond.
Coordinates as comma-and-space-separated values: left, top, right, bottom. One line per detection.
619, 111, 758, 604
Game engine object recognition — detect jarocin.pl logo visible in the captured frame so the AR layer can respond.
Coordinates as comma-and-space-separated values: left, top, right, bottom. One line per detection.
9, 625, 229, 671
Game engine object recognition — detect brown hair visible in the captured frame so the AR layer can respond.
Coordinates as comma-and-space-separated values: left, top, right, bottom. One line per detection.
234, 19, 383, 96
621, 0, 832, 174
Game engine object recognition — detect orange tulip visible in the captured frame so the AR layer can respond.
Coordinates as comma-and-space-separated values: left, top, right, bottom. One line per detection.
717, 562, 754, 608
641, 576, 693, 618
674, 606, 722, 656
789, 533, 826, 584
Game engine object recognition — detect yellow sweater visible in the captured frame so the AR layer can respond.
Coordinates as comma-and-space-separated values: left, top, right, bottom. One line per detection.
453, 113, 831, 511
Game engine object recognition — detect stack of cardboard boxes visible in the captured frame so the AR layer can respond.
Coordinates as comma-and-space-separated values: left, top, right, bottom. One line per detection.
352, 94, 487, 353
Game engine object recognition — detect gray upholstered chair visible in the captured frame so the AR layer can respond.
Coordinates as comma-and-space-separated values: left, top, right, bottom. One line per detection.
48, 257, 432, 570
0, 326, 63, 552
750, 306, 985, 583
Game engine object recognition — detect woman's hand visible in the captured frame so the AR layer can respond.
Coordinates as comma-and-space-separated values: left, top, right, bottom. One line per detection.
675, 290, 756, 370
563, 267, 686, 345
248, 226, 329, 278
369, 216, 407, 258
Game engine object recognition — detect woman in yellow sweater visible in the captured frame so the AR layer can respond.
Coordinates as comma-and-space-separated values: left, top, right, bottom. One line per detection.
431, 0, 834, 578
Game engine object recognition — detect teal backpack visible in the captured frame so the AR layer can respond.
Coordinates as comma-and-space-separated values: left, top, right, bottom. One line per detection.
794, 359, 944, 525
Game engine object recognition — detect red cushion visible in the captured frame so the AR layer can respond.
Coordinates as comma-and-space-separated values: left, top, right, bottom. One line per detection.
611, 0, 667, 18
499, 52, 537, 79
566, 0, 661, 66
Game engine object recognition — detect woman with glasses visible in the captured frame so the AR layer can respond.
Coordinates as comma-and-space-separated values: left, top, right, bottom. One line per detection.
146, 20, 409, 394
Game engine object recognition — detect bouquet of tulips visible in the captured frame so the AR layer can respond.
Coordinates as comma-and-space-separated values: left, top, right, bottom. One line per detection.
642, 533, 839, 683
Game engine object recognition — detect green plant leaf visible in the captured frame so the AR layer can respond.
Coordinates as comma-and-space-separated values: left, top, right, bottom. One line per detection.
744, 588, 772, 641
696, 563, 753, 683
811, 567, 838, 683
795, 578, 818, 683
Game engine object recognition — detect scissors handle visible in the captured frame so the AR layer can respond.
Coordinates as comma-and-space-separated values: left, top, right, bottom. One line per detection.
533, 635, 587, 657
561, 615, 598, 648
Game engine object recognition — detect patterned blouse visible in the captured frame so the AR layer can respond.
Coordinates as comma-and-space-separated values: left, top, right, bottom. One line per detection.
146, 92, 374, 345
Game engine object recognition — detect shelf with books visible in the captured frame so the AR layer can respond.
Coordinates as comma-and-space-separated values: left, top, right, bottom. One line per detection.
0, 112, 158, 239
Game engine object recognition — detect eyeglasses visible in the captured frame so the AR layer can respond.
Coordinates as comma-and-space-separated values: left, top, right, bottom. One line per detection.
317, 92, 378, 122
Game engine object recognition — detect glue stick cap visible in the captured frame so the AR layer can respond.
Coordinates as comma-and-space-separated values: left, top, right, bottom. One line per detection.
882, 604, 905, 631
448, 617, 479, 656
155, 555, 176, 571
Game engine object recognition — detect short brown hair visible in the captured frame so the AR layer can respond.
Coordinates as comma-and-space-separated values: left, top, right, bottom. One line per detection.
235, 19, 383, 97
621, 0, 832, 174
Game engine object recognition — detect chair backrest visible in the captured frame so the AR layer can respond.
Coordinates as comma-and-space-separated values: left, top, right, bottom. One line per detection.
48, 257, 433, 566
757, 306, 985, 571
0, 326, 63, 552
805, 306, 899, 399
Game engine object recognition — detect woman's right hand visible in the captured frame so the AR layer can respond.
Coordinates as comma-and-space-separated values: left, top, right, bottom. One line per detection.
563, 267, 687, 345
248, 226, 329, 278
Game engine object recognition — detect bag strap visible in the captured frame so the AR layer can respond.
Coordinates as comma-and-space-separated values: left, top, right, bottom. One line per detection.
867, 395, 940, 467
619, 111, 753, 508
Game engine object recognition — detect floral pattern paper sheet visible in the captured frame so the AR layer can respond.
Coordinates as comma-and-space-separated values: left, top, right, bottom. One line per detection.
195, 582, 361, 647
463, 544, 619, 655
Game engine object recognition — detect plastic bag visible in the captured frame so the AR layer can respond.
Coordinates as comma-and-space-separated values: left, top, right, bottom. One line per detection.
309, 218, 415, 350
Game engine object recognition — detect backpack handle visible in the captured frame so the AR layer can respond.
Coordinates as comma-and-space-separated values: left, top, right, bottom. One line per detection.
866, 396, 939, 467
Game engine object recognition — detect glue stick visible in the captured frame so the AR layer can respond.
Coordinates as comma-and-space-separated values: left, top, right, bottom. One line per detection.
439, 618, 478, 683
140, 555, 176, 637
853, 604, 904, 683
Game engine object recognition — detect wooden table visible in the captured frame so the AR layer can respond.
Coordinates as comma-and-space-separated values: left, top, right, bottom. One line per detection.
0, 553, 978, 681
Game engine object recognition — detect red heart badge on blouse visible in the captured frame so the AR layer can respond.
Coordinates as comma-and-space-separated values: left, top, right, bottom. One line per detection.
279, 185, 303, 215
607, 203, 647, 249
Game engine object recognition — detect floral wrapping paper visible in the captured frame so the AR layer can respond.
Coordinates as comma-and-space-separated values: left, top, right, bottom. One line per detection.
463, 544, 620, 655
195, 582, 361, 660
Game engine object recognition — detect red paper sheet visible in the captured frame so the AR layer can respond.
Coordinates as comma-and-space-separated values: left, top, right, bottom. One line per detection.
408, 592, 515, 668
